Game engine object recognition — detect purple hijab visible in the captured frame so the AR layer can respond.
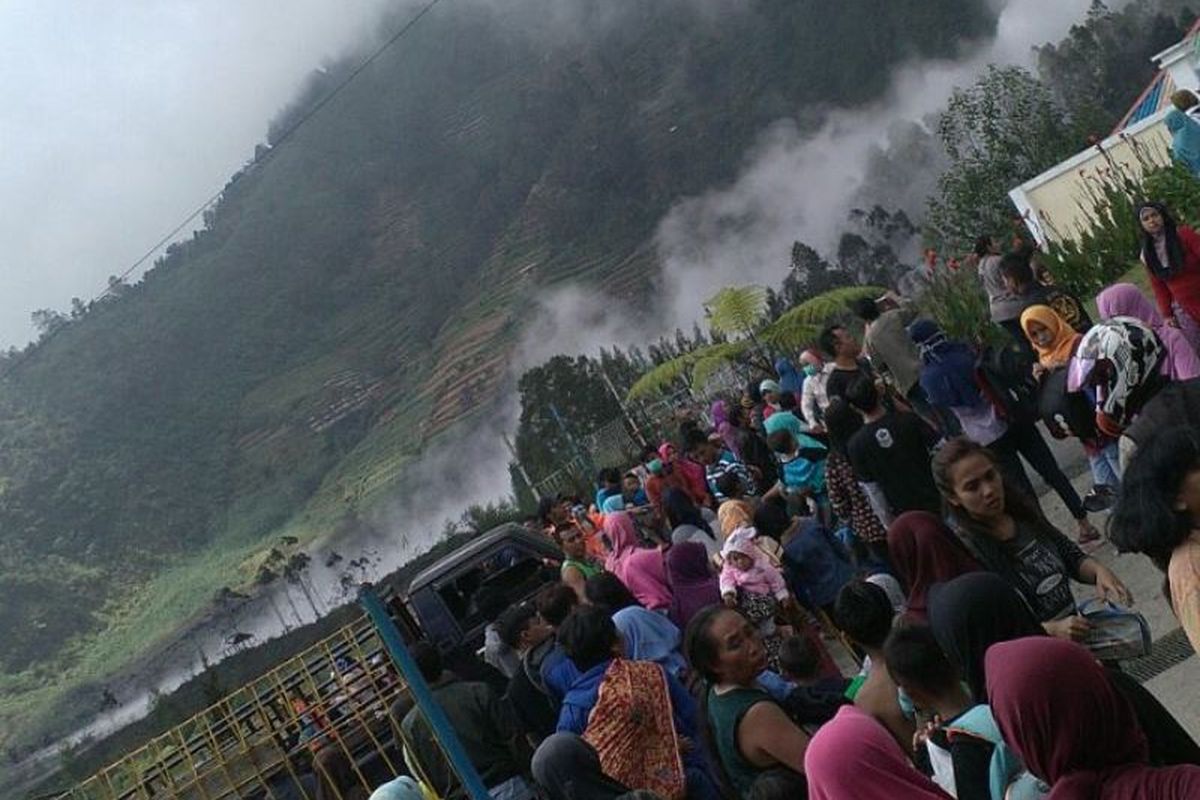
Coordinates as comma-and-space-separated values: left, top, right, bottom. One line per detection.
665, 541, 720, 628
710, 400, 741, 457
1097, 282, 1200, 381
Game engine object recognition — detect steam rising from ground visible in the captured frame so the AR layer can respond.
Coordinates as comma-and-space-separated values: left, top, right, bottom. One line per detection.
652, 0, 1103, 333
61, 0, 1113, 758
520, 0, 1107, 362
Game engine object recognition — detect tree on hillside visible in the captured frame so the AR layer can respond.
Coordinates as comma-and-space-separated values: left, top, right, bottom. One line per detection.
284, 552, 322, 620
30, 309, 67, 339
925, 66, 1085, 252
254, 566, 293, 632
514, 355, 623, 479
1036, 1, 1193, 129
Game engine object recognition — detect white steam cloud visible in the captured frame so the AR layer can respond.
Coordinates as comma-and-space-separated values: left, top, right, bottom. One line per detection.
652, 0, 1105, 333
51, 0, 1113, 763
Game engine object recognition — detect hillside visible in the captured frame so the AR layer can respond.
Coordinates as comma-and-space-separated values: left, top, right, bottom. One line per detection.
0, 0, 996, 762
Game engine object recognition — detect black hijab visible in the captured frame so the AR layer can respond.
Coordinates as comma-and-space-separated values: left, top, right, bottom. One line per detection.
927, 572, 1041, 703
1139, 201, 1185, 280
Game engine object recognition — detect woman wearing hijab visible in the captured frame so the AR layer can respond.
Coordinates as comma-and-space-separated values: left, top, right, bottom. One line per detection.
1020, 304, 1079, 373
1137, 201, 1200, 353
930, 573, 1200, 768
885, 511, 980, 621
911, 318, 1100, 543
987, 637, 1200, 799
710, 399, 741, 458
1167, 107, 1200, 176
612, 600, 689, 682
663, 487, 719, 559
665, 541, 721, 629
804, 704, 952, 799
1097, 282, 1200, 381
775, 357, 804, 406
603, 512, 672, 613
928, 573, 1042, 703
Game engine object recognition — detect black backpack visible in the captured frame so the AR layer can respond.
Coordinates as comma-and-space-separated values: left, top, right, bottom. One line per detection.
976, 342, 1038, 423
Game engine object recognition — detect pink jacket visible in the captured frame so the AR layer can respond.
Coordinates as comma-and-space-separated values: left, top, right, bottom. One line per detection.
719, 527, 789, 600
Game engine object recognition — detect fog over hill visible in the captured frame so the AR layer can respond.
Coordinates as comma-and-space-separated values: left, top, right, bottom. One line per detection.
0, 0, 1145, 781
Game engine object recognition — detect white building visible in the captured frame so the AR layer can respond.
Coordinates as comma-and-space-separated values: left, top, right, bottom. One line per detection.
1010, 19, 1200, 246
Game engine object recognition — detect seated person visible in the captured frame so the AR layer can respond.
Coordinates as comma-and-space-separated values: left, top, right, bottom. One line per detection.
556, 605, 714, 799
401, 643, 533, 800
884, 622, 1038, 800
496, 603, 560, 746
834, 580, 914, 750
535, 584, 582, 705
776, 634, 850, 728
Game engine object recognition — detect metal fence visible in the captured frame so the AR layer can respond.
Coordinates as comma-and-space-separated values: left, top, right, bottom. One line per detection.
58, 607, 421, 800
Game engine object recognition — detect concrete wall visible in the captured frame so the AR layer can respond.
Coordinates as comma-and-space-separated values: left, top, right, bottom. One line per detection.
1009, 113, 1173, 246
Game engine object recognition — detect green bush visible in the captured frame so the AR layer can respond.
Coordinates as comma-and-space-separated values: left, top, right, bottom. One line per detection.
1040, 162, 1200, 298
919, 267, 1006, 348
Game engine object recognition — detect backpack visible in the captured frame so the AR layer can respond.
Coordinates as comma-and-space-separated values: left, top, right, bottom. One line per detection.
977, 343, 1038, 423
946, 705, 1048, 800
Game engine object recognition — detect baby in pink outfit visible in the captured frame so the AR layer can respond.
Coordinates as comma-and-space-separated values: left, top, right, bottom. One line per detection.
719, 526, 789, 606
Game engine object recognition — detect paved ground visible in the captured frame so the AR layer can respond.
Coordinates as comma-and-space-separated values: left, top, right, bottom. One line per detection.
1027, 439, 1199, 737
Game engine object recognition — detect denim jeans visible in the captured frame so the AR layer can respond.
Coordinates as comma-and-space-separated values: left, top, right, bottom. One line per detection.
1087, 440, 1121, 487
489, 775, 535, 800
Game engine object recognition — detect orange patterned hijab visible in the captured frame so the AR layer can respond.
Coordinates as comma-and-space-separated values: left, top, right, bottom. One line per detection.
582, 659, 686, 800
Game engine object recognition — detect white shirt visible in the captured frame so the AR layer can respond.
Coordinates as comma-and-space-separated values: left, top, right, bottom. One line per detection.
801, 363, 833, 427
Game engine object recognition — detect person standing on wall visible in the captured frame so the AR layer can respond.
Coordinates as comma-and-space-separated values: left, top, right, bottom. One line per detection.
974, 234, 1028, 350
1137, 201, 1200, 354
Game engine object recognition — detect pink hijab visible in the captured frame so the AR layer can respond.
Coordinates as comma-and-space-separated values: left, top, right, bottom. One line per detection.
805, 705, 952, 800
1097, 283, 1200, 381
603, 512, 672, 611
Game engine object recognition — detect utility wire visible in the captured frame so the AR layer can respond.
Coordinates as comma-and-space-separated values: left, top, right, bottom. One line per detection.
2, 0, 446, 381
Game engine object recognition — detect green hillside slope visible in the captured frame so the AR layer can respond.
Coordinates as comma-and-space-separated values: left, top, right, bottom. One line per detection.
0, 0, 994, 760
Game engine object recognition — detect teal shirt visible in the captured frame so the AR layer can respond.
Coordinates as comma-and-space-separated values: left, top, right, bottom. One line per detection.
707, 685, 773, 795
763, 410, 806, 439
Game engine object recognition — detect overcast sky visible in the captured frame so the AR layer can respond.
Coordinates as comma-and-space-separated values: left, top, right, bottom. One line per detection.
0, 0, 395, 347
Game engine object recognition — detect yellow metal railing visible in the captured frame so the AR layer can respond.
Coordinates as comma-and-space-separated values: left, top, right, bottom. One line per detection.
61, 610, 435, 800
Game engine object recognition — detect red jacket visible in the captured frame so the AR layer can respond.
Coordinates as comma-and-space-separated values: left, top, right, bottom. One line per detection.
1147, 224, 1200, 324
676, 458, 713, 507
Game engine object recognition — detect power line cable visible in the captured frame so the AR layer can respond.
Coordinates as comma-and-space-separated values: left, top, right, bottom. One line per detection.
2, 0, 446, 381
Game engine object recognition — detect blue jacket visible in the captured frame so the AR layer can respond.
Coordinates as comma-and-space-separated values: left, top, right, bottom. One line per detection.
540, 643, 580, 705
783, 519, 855, 608
556, 659, 703, 772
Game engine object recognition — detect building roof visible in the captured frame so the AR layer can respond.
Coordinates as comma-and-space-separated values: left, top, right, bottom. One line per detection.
1113, 16, 1200, 134
1114, 70, 1176, 133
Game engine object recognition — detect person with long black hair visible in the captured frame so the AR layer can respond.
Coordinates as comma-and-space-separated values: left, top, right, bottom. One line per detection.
1138, 201, 1200, 353
930, 437, 1131, 641
1109, 425, 1200, 655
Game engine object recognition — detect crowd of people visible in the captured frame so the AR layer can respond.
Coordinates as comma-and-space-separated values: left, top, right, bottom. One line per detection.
369, 205, 1200, 799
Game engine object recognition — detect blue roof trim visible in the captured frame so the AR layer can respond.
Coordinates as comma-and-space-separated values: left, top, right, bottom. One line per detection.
1127, 74, 1167, 128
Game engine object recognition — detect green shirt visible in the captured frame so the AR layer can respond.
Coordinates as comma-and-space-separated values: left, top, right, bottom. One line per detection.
707, 685, 773, 795
561, 558, 602, 580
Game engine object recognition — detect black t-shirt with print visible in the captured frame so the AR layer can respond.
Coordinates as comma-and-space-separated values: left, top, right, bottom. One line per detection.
846, 410, 941, 516
1001, 522, 1085, 622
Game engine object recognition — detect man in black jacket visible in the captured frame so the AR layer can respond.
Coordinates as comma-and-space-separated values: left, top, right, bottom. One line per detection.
401, 643, 534, 800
